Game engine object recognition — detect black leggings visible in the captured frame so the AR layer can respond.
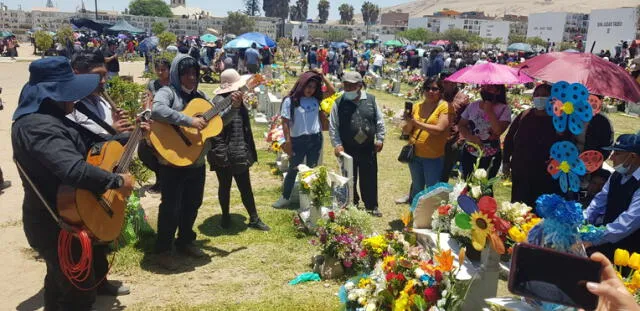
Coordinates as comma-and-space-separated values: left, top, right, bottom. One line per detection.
214, 167, 258, 220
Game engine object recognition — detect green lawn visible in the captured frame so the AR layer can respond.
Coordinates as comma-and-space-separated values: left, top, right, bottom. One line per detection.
113, 83, 640, 310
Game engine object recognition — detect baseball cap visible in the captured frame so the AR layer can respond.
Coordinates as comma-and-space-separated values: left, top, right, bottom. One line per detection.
342, 71, 363, 84
603, 133, 640, 155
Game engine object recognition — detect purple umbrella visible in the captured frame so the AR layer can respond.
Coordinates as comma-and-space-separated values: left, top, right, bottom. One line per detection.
117, 34, 128, 40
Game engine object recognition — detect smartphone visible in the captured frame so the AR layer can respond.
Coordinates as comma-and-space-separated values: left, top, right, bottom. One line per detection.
509, 243, 602, 310
404, 101, 413, 119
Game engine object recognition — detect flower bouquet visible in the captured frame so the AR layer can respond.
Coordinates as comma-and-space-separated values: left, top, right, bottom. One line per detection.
320, 91, 343, 115
612, 249, 640, 304
298, 166, 332, 208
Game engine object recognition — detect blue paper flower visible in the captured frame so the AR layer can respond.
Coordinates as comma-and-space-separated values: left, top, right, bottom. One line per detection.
420, 274, 435, 286
546, 81, 593, 135
547, 141, 587, 193
534, 194, 585, 251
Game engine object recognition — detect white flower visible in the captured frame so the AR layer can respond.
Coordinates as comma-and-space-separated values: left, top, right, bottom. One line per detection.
414, 268, 425, 278
473, 169, 487, 180
449, 181, 467, 203
344, 281, 355, 291
357, 297, 366, 305
365, 302, 377, 311
348, 293, 357, 301
471, 185, 482, 199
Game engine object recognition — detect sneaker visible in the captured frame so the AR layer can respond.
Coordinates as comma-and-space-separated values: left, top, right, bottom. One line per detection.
97, 280, 130, 296
248, 218, 271, 231
368, 209, 383, 217
176, 243, 207, 258
220, 214, 231, 229
394, 194, 410, 204
272, 197, 290, 208
155, 251, 179, 271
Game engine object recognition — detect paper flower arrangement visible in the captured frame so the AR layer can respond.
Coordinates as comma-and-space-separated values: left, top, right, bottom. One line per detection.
527, 194, 584, 252
547, 141, 604, 193
454, 195, 509, 254
546, 81, 593, 135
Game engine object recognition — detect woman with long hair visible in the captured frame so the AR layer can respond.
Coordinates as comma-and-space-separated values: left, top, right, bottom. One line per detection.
402, 77, 452, 199
458, 84, 511, 180
272, 69, 335, 208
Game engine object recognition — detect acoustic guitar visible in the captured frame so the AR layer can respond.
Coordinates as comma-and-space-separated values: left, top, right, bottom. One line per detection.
57, 110, 152, 242
149, 74, 265, 167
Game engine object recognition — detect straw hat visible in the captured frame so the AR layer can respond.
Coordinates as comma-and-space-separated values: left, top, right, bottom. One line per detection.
214, 69, 251, 95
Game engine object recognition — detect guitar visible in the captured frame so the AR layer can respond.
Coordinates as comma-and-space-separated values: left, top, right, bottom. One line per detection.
57, 110, 152, 242
149, 74, 265, 167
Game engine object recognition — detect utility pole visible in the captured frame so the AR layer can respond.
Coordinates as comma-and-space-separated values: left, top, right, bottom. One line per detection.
94, 0, 98, 20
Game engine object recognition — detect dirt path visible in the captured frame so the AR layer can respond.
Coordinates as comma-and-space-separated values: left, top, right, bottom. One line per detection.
0, 59, 149, 310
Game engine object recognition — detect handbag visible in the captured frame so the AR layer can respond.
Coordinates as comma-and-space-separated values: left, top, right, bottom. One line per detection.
398, 129, 423, 163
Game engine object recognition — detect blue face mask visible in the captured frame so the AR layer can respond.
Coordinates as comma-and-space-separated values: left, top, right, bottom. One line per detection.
532, 97, 548, 110
343, 90, 359, 101
614, 154, 633, 175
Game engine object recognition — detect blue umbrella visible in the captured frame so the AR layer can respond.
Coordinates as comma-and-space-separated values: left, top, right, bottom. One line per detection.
330, 42, 348, 49
224, 37, 260, 49
507, 43, 533, 53
238, 32, 276, 47
405, 45, 416, 50
200, 34, 218, 43
139, 36, 159, 52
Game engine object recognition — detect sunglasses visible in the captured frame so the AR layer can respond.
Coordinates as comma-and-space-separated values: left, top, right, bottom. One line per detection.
424, 87, 440, 92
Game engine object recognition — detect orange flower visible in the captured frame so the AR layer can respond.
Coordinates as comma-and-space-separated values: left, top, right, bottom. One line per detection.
419, 261, 436, 274
438, 204, 452, 215
435, 250, 454, 272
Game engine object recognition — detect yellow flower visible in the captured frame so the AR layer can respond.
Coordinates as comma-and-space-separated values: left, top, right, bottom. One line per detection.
632, 271, 640, 288
358, 278, 372, 289
629, 252, 640, 270
470, 212, 494, 251
508, 226, 526, 243
393, 292, 410, 311
521, 218, 541, 233
614, 249, 631, 267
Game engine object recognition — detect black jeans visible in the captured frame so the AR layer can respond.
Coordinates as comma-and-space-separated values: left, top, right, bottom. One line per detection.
345, 145, 378, 210
138, 141, 160, 185
155, 165, 206, 253
214, 167, 259, 221
441, 140, 463, 182
461, 149, 502, 180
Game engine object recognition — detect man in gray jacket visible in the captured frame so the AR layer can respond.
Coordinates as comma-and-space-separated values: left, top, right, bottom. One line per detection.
151, 54, 210, 270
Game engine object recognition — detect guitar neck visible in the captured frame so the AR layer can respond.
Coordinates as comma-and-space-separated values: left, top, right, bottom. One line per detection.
115, 124, 145, 174
202, 85, 250, 121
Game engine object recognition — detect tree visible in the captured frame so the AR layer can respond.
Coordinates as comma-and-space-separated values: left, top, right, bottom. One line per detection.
396, 28, 437, 43
151, 21, 166, 35
439, 29, 473, 43
361, 1, 379, 26
508, 34, 526, 44
338, 4, 354, 25
309, 29, 350, 42
264, 0, 289, 19
318, 0, 329, 24
526, 36, 547, 49
223, 11, 256, 35
34, 30, 53, 57
157, 31, 177, 49
290, 0, 308, 21
128, 0, 173, 18
245, 0, 261, 17
56, 24, 74, 45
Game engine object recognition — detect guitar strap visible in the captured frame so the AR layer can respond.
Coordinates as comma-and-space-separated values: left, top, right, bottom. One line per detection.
75, 100, 118, 136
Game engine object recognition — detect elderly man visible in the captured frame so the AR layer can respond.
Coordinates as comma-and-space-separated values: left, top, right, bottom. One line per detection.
329, 72, 385, 216
585, 133, 640, 260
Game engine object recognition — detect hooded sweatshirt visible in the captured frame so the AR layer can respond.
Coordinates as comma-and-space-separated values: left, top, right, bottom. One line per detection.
152, 54, 210, 167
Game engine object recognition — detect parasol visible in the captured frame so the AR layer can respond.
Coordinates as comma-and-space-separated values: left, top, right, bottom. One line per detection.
206, 28, 219, 35
431, 40, 450, 46
445, 63, 533, 85
518, 52, 640, 102
383, 40, 403, 47
200, 34, 218, 43
507, 43, 533, 53
238, 32, 276, 47
224, 37, 260, 49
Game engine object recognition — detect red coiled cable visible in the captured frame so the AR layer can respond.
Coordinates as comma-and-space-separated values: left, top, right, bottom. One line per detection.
57, 227, 114, 291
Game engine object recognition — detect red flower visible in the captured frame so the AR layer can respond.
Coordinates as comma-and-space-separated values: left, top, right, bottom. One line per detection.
434, 270, 443, 282
424, 287, 439, 302
438, 204, 452, 215
328, 211, 335, 220
359, 250, 368, 258
478, 196, 497, 216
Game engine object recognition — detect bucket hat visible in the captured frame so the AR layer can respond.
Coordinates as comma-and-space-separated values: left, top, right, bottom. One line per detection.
13, 56, 99, 120
214, 69, 251, 95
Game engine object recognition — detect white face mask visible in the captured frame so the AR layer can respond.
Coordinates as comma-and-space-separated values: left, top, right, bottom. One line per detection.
614, 154, 633, 175
532, 97, 548, 110
343, 90, 359, 101
181, 85, 195, 94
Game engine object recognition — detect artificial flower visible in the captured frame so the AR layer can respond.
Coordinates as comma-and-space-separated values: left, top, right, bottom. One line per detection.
473, 169, 488, 180
534, 194, 584, 251
435, 250, 454, 272
615, 249, 631, 267
393, 292, 410, 311
546, 81, 592, 135
424, 287, 439, 302
471, 185, 482, 199
438, 204, 452, 216
470, 212, 494, 250
508, 226, 527, 243
547, 141, 587, 193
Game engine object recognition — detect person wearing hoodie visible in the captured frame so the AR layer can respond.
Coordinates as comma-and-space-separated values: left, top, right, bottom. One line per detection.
426, 50, 444, 77
151, 54, 211, 270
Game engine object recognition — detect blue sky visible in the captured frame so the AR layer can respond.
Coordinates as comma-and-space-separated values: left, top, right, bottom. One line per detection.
4, 0, 403, 20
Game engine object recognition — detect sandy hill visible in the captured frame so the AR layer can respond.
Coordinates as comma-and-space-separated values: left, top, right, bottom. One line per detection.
332, 0, 639, 25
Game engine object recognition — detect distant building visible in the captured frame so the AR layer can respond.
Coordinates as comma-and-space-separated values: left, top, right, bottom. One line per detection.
380, 11, 409, 27
527, 12, 588, 45
502, 14, 528, 37
433, 9, 460, 18
408, 16, 429, 29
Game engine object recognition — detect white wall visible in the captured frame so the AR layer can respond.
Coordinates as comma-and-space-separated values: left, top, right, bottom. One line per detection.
291, 22, 309, 40
408, 17, 428, 29
480, 20, 510, 43
586, 7, 638, 53
527, 12, 567, 43
438, 18, 464, 33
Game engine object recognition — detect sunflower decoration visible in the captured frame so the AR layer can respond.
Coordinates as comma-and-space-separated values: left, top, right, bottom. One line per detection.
546, 81, 593, 135
454, 195, 508, 254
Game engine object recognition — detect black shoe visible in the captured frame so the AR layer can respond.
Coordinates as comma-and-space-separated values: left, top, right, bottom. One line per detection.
248, 218, 271, 231
221, 214, 231, 229
97, 280, 130, 296
176, 243, 208, 258
368, 209, 383, 217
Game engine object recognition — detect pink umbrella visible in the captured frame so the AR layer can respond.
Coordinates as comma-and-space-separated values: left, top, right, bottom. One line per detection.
445, 63, 534, 85
431, 40, 450, 46
518, 52, 640, 102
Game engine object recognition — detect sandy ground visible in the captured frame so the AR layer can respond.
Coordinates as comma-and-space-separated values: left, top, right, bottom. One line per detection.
0, 45, 149, 310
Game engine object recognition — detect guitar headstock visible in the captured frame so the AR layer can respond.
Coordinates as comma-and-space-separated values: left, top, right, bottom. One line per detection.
247, 74, 266, 90
137, 109, 152, 123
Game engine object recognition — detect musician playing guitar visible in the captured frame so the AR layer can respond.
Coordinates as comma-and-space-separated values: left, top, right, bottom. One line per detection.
68, 51, 137, 296
151, 54, 239, 270
12, 57, 135, 310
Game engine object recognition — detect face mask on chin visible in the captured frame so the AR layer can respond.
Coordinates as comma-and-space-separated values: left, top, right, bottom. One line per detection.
614, 154, 634, 175
181, 85, 195, 94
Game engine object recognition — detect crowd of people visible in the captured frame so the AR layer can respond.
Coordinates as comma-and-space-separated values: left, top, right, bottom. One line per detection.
4, 29, 640, 310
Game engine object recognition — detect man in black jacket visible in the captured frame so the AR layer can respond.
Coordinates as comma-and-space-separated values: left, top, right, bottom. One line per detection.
12, 57, 134, 310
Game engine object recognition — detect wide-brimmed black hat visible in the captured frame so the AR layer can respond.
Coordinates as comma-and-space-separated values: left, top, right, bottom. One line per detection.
13, 56, 99, 120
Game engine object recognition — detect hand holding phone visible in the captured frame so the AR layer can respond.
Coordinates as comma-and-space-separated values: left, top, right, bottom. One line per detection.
403, 101, 413, 120
509, 243, 602, 310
